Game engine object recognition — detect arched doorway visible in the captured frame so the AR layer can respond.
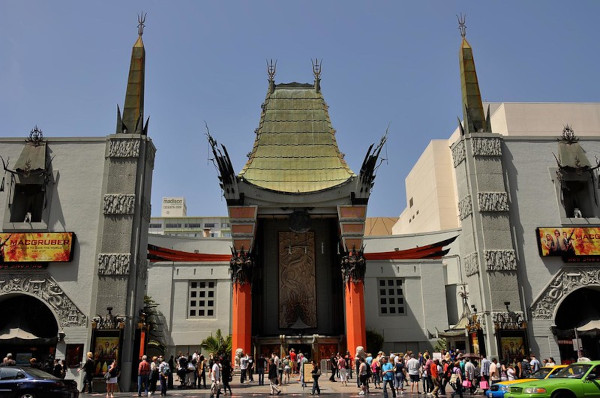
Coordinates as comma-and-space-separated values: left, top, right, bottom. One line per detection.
0, 294, 59, 367
554, 287, 600, 362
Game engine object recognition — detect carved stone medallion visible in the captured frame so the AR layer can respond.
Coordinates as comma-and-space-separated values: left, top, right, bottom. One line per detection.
98, 253, 131, 275
103, 194, 136, 215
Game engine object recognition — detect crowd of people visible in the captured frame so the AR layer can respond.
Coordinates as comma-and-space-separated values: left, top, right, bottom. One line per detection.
327, 349, 552, 398
1, 352, 67, 378
130, 348, 561, 397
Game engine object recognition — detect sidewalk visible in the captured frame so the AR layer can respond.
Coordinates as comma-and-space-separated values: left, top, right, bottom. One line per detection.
92, 374, 485, 397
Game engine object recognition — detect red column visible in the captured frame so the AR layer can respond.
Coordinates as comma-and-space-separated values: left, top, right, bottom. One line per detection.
345, 280, 366, 357
138, 328, 146, 359
231, 283, 252, 364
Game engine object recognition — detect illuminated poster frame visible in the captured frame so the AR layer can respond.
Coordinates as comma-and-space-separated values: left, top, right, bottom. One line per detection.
536, 227, 600, 262
0, 232, 74, 263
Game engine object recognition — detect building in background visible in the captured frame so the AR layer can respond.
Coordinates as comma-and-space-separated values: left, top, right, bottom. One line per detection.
161, 197, 187, 217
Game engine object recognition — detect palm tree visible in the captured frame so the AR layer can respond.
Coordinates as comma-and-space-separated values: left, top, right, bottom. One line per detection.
200, 329, 232, 357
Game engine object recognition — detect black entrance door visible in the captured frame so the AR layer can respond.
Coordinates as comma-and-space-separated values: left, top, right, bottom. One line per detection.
0, 295, 59, 366
554, 287, 600, 361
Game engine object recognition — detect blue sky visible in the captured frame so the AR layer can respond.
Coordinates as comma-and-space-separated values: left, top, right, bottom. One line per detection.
1, 1, 599, 217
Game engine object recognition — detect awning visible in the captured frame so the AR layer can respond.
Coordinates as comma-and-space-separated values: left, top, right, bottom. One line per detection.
0, 327, 56, 345
14, 142, 47, 174
577, 319, 600, 332
0, 327, 38, 340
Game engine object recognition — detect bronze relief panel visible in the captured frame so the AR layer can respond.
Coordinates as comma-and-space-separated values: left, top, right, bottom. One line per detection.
278, 231, 317, 328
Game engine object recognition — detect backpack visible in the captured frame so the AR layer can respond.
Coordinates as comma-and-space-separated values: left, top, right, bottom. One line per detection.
395, 362, 404, 374
161, 363, 171, 376
444, 365, 453, 379
521, 360, 530, 378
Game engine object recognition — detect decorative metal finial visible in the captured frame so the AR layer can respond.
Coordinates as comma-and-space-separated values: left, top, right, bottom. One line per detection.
266, 59, 277, 81
311, 58, 322, 80
457, 13, 467, 38
137, 12, 147, 36
561, 124, 578, 144
28, 125, 43, 145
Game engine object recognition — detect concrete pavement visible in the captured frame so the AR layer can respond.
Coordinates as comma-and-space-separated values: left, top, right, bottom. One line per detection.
85, 374, 484, 397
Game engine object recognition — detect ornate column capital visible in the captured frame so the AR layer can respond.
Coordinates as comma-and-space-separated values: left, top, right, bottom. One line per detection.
341, 248, 366, 284
230, 249, 254, 285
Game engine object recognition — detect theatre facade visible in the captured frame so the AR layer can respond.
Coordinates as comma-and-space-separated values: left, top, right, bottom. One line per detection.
148, 22, 600, 365
148, 61, 459, 360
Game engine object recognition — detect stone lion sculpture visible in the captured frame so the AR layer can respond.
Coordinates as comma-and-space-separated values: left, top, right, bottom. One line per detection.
355, 345, 366, 360
235, 348, 244, 368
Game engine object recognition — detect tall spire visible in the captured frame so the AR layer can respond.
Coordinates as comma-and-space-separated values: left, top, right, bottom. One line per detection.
458, 14, 488, 134
119, 13, 146, 134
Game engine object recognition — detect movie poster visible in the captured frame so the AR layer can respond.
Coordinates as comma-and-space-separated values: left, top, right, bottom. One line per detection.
66, 344, 84, 368
470, 332, 480, 355
93, 336, 120, 376
537, 227, 600, 260
500, 336, 525, 362
0, 232, 74, 263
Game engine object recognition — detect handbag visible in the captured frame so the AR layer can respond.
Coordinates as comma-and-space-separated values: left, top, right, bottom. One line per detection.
480, 379, 489, 389
450, 374, 458, 384
462, 379, 472, 388
104, 372, 111, 380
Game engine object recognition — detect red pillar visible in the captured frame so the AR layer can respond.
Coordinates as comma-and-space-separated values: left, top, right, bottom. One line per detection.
138, 328, 146, 359
231, 283, 252, 364
345, 280, 366, 357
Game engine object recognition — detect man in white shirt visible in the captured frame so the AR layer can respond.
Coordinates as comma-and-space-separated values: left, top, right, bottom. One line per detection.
530, 354, 541, 372
489, 358, 499, 384
240, 353, 248, 383
406, 354, 421, 394
210, 357, 221, 398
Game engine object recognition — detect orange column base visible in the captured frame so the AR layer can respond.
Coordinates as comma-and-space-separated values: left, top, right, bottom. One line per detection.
345, 280, 366, 357
232, 283, 252, 364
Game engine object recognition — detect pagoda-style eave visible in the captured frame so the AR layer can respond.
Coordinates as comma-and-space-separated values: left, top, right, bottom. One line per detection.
221, 175, 371, 209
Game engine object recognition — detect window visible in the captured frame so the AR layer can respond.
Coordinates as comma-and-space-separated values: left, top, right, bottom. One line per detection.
378, 278, 405, 316
10, 182, 44, 222
185, 223, 203, 228
561, 178, 596, 218
204, 223, 216, 228
165, 223, 181, 228
222, 232, 231, 238
4, 173, 55, 230
188, 281, 216, 318
149, 223, 162, 229
221, 223, 230, 228
409, 197, 413, 208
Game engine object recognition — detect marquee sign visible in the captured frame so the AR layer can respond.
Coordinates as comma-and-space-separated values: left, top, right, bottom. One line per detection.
536, 227, 600, 262
0, 232, 74, 263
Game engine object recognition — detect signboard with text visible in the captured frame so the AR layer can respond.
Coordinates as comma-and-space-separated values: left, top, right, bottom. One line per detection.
536, 227, 600, 262
0, 232, 74, 264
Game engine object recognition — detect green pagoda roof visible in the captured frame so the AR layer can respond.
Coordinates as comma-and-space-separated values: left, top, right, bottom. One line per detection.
239, 82, 355, 193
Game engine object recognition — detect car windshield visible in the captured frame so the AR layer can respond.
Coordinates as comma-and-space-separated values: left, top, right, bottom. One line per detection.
531, 367, 553, 379
551, 364, 591, 379
24, 367, 57, 379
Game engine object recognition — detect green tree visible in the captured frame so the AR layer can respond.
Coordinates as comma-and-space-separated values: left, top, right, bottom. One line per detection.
200, 329, 232, 358
434, 338, 447, 352
366, 329, 384, 354
143, 295, 166, 355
